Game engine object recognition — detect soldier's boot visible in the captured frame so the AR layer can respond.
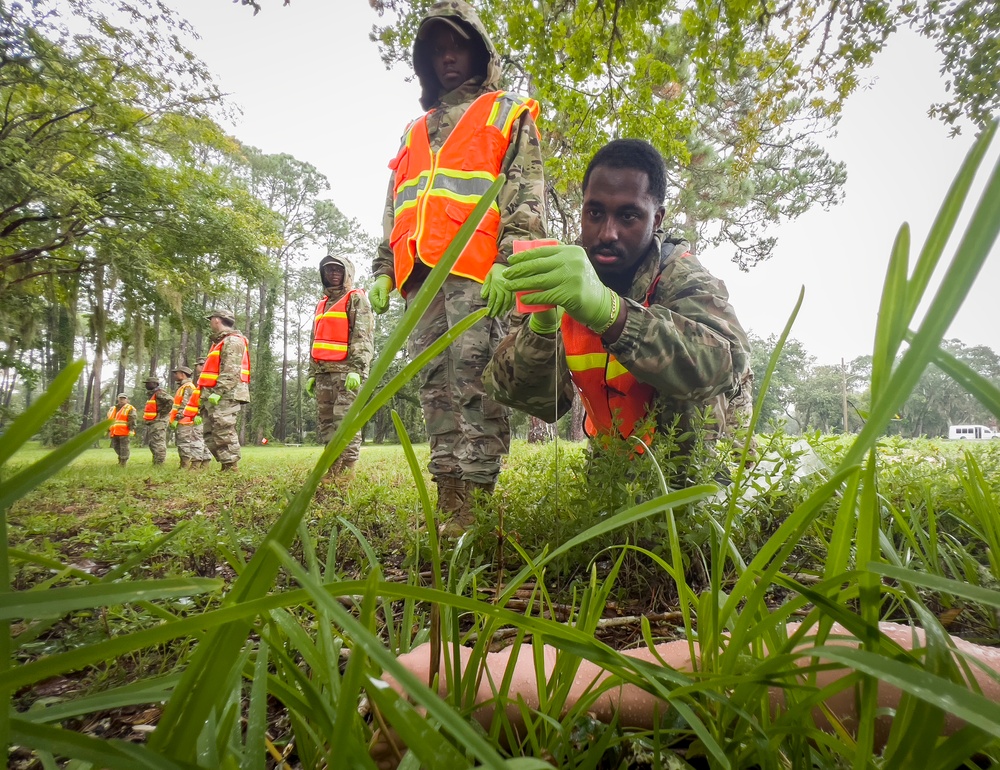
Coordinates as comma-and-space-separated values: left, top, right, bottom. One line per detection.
152, 458, 164, 466
220, 461, 239, 473
200, 459, 212, 469
334, 458, 357, 487
179, 458, 190, 470
324, 456, 344, 481
437, 477, 477, 538
118, 458, 128, 468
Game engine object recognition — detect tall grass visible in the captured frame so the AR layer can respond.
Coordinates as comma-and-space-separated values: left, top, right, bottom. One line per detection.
1, 124, 1000, 769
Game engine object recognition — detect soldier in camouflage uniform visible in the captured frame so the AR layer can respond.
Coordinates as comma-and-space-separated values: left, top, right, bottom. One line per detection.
199, 309, 251, 472
484, 139, 753, 465
168, 365, 204, 469
189, 357, 212, 468
306, 255, 374, 481
107, 393, 137, 467
369, 0, 548, 536
143, 377, 173, 466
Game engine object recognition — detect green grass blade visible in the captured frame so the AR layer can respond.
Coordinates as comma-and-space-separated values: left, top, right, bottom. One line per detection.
927, 344, 1000, 420
870, 223, 911, 396
0, 578, 222, 620
21, 674, 180, 724
0, 361, 85, 468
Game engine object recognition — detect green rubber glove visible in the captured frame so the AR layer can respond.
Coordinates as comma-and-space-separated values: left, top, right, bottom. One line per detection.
370, 275, 393, 315
345, 372, 361, 391
305, 377, 316, 398
481, 264, 515, 318
193, 416, 203, 426
169, 420, 177, 430
207, 392, 221, 406
504, 244, 616, 331
528, 307, 562, 335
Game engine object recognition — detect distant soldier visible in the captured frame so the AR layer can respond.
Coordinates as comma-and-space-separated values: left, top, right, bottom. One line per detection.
168, 365, 204, 469
107, 393, 137, 467
306, 254, 374, 481
142, 377, 173, 465
199, 309, 251, 472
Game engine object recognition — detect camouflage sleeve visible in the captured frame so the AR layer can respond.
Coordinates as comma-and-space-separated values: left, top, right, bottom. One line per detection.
495, 111, 547, 265
306, 311, 317, 378
156, 390, 173, 417
373, 173, 396, 283
606, 257, 750, 404
128, 407, 138, 431
215, 334, 246, 395
178, 385, 194, 413
483, 312, 575, 422
346, 291, 375, 377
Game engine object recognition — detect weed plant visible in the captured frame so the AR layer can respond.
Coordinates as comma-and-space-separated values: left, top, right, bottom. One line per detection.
1, 132, 1000, 769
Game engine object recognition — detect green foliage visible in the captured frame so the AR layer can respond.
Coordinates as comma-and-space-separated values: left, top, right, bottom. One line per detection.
4, 136, 1000, 770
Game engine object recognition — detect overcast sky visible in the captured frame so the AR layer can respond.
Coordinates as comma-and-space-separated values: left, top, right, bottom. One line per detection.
167, 1, 999, 366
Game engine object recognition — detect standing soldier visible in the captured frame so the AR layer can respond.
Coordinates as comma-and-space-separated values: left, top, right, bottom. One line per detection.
305, 254, 374, 481
168, 365, 204, 469
198, 309, 250, 472
368, 0, 547, 535
143, 377, 173, 466
107, 393, 137, 467
190, 357, 212, 468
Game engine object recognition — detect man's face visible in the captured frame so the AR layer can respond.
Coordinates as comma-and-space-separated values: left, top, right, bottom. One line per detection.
581, 165, 665, 289
428, 25, 475, 94
322, 263, 345, 289
118, 397, 127, 407
173, 370, 184, 383
209, 316, 223, 334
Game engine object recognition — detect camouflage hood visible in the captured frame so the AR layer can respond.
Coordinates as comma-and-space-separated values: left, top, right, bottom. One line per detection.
413, 0, 502, 111
319, 254, 356, 299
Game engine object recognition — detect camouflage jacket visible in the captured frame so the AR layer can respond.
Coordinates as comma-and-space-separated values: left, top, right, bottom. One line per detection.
309, 255, 375, 378
372, 0, 546, 291
484, 233, 754, 441
209, 329, 251, 403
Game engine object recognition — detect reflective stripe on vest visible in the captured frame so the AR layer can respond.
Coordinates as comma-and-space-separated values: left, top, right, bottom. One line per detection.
183, 388, 201, 421
198, 333, 250, 388
108, 404, 134, 437
388, 91, 540, 292
169, 381, 197, 424
143, 396, 158, 422
311, 290, 359, 362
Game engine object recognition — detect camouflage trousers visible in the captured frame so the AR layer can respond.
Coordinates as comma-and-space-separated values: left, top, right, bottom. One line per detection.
110, 436, 131, 462
176, 423, 210, 462
202, 399, 243, 463
407, 274, 510, 484
315, 371, 362, 463
146, 419, 168, 464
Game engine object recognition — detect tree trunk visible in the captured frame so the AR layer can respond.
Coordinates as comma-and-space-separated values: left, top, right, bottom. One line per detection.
148, 311, 160, 379
569, 393, 586, 441
527, 416, 551, 443
279, 266, 289, 442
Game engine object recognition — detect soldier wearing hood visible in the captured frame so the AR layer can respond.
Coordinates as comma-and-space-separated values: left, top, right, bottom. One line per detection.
306, 255, 374, 480
369, 0, 547, 537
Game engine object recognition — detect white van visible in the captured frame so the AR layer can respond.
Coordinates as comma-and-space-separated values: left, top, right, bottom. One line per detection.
948, 425, 998, 440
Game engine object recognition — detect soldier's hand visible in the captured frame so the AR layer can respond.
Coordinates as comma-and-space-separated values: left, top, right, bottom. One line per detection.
193, 416, 203, 426
305, 377, 316, 398
169, 420, 178, 430
504, 244, 617, 332
528, 307, 562, 335
481, 264, 515, 318
370, 275, 393, 315
208, 393, 222, 406
345, 372, 361, 391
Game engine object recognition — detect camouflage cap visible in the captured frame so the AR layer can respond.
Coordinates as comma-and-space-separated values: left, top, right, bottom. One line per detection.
117, 393, 129, 399
145, 377, 160, 387
206, 308, 235, 324
196, 357, 207, 365
417, 14, 470, 40
173, 365, 193, 375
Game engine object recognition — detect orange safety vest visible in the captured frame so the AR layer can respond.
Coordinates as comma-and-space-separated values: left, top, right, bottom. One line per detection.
311, 290, 360, 362
198, 333, 250, 388
183, 387, 202, 422
143, 394, 159, 422
561, 265, 679, 450
389, 91, 540, 293
107, 404, 134, 437
168, 382, 197, 425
